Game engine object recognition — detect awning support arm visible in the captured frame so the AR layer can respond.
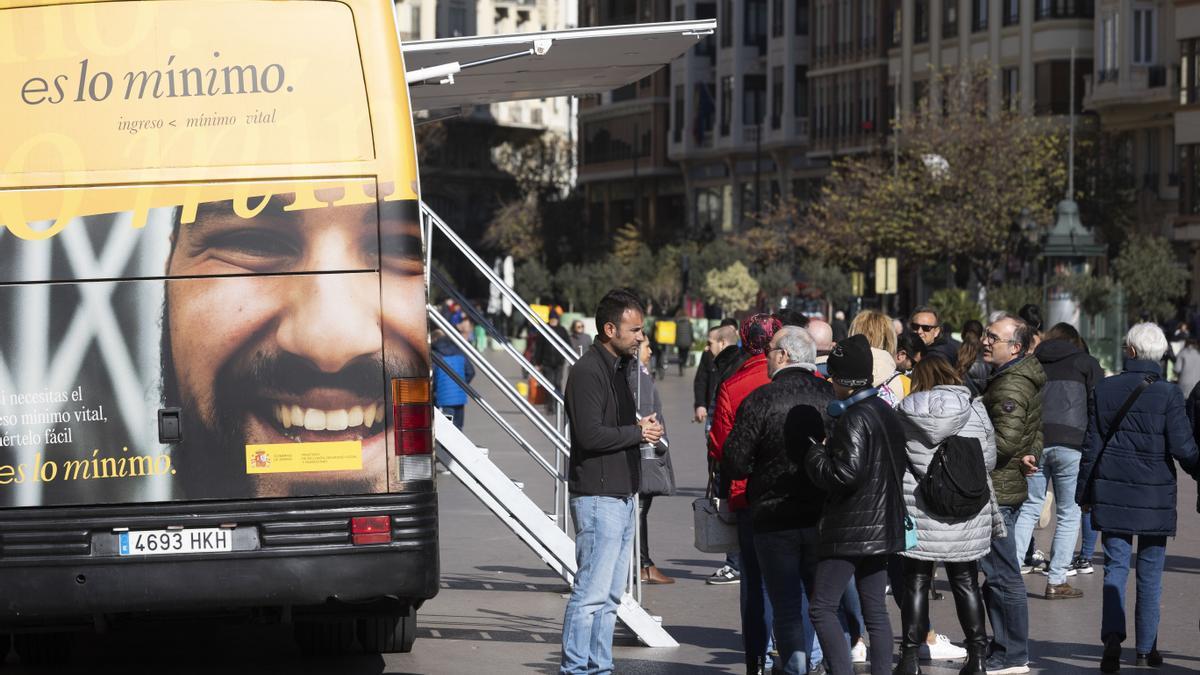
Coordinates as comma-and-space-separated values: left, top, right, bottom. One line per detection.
406, 39, 554, 86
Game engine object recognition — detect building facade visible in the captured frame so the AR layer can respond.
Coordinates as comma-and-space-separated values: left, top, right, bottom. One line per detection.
576, 0, 685, 246
665, 0, 823, 237
1174, 0, 1200, 298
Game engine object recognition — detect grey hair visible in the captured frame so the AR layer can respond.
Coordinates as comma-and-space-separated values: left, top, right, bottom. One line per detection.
1126, 322, 1168, 362
775, 326, 817, 365
992, 313, 1033, 354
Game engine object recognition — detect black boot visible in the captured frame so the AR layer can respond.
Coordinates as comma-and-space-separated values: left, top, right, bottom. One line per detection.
958, 644, 987, 675
946, 562, 989, 675
745, 655, 764, 675
1101, 634, 1121, 673
893, 644, 922, 675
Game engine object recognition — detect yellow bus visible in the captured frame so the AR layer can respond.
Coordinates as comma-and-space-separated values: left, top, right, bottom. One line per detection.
0, 0, 434, 660
0, 0, 714, 661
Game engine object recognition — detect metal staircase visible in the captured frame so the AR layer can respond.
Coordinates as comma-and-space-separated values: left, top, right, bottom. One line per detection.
421, 202, 677, 648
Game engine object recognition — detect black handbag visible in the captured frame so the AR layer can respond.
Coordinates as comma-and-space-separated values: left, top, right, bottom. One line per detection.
1080, 374, 1157, 506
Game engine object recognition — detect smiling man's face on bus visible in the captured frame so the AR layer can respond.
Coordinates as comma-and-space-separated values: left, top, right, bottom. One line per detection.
163, 190, 427, 498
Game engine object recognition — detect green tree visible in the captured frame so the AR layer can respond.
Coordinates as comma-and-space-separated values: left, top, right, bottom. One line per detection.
703, 261, 760, 314
754, 263, 796, 302
1114, 235, 1188, 322
986, 284, 1043, 316
1054, 272, 1114, 334
786, 66, 1065, 287
797, 258, 855, 311
515, 259, 553, 304
929, 288, 982, 330
556, 261, 612, 315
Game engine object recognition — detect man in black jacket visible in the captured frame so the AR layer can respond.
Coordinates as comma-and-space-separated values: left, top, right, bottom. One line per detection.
723, 326, 833, 674
911, 306, 960, 364
559, 289, 663, 675
693, 321, 746, 585
693, 323, 743, 427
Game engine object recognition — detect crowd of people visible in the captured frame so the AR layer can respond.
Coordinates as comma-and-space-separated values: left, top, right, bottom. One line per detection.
555, 289, 1200, 675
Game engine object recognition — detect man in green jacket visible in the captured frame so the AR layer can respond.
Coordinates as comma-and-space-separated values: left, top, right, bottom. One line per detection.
978, 313, 1045, 675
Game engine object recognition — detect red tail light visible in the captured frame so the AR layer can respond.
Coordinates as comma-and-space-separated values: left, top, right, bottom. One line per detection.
392, 378, 433, 456
351, 516, 391, 545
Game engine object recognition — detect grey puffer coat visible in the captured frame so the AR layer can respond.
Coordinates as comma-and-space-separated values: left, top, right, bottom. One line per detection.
897, 385, 1003, 562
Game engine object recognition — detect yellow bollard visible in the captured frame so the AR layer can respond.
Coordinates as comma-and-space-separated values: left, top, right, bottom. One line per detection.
515, 381, 529, 398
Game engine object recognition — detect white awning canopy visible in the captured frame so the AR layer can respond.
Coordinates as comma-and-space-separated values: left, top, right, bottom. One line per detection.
402, 20, 716, 111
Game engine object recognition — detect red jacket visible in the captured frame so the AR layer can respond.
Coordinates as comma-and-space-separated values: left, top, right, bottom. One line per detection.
708, 353, 770, 510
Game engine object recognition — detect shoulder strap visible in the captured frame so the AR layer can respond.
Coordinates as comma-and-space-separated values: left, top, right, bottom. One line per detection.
1102, 374, 1159, 448
1084, 373, 1158, 499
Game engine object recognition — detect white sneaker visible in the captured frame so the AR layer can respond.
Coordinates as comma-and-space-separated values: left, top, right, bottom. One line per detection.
919, 633, 967, 661
850, 639, 867, 663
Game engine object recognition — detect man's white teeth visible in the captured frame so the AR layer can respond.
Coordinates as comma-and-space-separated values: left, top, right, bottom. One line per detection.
275, 403, 380, 431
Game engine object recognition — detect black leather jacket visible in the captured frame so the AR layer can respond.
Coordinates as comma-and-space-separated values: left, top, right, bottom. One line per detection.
722, 367, 835, 533
805, 395, 908, 558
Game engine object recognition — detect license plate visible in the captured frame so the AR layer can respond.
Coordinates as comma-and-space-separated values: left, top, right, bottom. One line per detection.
118, 528, 233, 556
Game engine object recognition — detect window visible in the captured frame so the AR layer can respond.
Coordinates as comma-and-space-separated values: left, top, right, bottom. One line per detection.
674, 4, 685, 20
943, 2, 958, 38
773, 0, 784, 36
838, 0, 851, 52
696, 2, 717, 55
771, 66, 784, 128
1099, 13, 1118, 81
1034, 0, 1094, 19
915, 0, 929, 43
1034, 59, 1090, 114
796, 0, 809, 34
1143, 128, 1160, 189
1003, 0, 1019, 25
720, 76, 733, 135
744, 74, 767, 125
673, 85, 684, 142
745, 0, 768, 53
1002, 67, 1019, 111
861, 0, 876, 49
794, 66, 809, 118
1181, 145, 1200, 215
889, 0, 902, 46
410, 6, 421, 39
693, 82, 717, 143
1132, 7, 1155, 65
449, 5, 467, 37
1183, 39, 1200, 105
696, 189, 723, 232
720, 0, 732, 47
973, 0, 988, 31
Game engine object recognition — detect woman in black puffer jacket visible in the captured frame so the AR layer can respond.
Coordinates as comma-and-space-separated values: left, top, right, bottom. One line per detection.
806, 335, 908, 675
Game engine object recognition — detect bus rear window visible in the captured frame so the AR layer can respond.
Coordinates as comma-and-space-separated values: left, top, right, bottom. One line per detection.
0, 0, 374, 182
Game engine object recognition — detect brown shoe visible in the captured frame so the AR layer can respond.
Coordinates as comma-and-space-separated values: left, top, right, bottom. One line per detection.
640, 565, 675, 585
1045, 582, 1083, 599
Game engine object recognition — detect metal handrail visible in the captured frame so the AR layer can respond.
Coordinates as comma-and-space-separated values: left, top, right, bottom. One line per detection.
430, 266, 563, 405
430, 350, 560, 479
429, 307, 569, 456
422, 202, 578, 366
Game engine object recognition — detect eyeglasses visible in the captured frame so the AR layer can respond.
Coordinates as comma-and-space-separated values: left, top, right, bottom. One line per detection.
766, 347, 786, 357
909, 322, 938, 333
983, 332, 1017, 345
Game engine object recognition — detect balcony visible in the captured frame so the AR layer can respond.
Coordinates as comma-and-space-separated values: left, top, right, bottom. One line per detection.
1085, 65, 1177, 110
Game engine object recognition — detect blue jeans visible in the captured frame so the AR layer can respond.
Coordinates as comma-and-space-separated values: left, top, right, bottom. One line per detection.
755, 528, 820, 675
1079, 511, 1099, 560
1013, 446, 1082, 584
560, 496, 636, 675
1101, 533, 1167, 654
980, 505, 1029, 668
737, 510, 774, 666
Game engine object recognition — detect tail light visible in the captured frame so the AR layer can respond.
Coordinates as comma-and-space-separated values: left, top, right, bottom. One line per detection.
392, 377, 433, 481
350, 515, 391, 545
